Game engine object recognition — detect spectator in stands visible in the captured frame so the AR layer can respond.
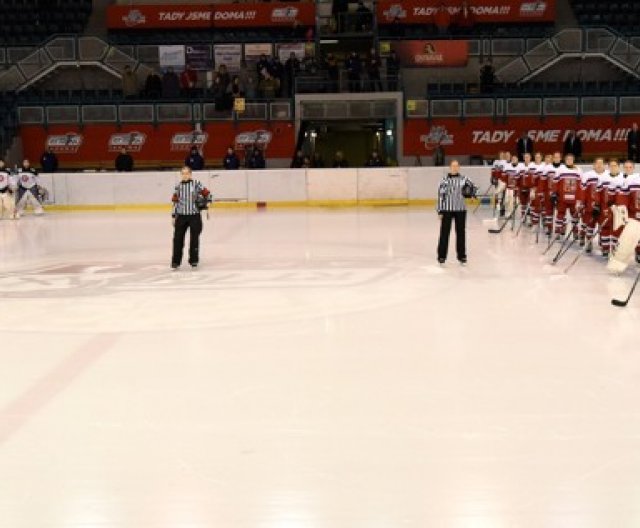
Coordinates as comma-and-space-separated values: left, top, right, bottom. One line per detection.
516, 132, 534, 162
259, 71, 279, 100
161, 67, 180, 99
386, 50, 400, 91
247, 146, 266, 169
238, 60, 254, 98
355, 1, 372, 31
285, 52, 301, 97
145, 70, 162, 99
346, 52, 362, 93
270, 56, 285, 97
433, 142, 446, 166
256, 54, 270, 78
228, 75, 245, 103
115, 148, 133, 172
180, 65, 198, 98
435, 3, 451, 35
366, 49, 383, 92
628, 122, 639, 162
122, 65, 138, 99
326, 53, 340, 93
312, 151, 325, 168
291, 149, 305, 168
563, 130, 583, 161
218, 64, 231, 92
333, 0, 349, 32
479, 58, 495, 93
212, 74, 230, 111
365, 150, 384, 167
333, 150, 349, 168
40, 147, 58, 173
223, 147, 240, 170
185, 146, 205, 171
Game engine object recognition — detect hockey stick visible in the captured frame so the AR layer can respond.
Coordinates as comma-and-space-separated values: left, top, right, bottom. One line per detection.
488, 203, 519, 234
611, 269, 640, 307
472, 184, 494, 214
564, 217, 609, 274
551, 214, 582, 264
514, 202, 532, 237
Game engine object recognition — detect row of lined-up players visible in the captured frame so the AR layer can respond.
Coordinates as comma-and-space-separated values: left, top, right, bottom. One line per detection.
491, 151, 640, 260
0, 159, 47, 219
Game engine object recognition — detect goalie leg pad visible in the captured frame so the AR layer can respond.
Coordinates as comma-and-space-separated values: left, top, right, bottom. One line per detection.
608, 219, 640, 274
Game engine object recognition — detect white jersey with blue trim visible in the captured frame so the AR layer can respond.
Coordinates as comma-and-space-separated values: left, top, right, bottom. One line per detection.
17, 169, 39, 190
0, 170, 16, 192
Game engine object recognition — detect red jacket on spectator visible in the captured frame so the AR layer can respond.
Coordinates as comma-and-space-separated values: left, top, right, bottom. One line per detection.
180, 67, 198, 91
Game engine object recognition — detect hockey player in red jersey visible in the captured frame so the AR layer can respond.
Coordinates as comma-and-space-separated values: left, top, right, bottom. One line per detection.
597, 159, 621, 257
503, 153, 524, 218
545, 152, 565, 236
551, 153, 582, 237
577, 157, 607, 253
519, 152, 536, 225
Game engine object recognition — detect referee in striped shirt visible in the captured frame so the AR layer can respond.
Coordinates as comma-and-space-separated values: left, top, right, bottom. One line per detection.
437, 160, 478, 264
171, 166, 210, 269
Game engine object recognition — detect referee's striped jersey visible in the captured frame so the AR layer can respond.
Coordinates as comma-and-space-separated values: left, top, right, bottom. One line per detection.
172, 179, 204, 216
437, 173, 477, 213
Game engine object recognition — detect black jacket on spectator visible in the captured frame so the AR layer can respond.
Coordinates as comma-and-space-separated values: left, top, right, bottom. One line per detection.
185, 152, 205, 171
40, 151, 58, 173
223, 153, 240, 170
115, 153, 134, 172
516, 136, 534, 161
563, 134, 583, 159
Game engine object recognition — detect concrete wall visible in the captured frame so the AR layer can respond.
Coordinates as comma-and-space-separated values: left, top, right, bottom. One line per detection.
39, 166, 493, 208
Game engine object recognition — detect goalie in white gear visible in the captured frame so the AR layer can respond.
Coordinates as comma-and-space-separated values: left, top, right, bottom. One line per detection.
15, 159, 45, 217
0, 159, 17, 220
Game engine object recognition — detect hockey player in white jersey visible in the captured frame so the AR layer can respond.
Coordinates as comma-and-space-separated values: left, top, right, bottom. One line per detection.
15, 159, 44, 217
0, 159, 17, 220
578, 157, 608, 252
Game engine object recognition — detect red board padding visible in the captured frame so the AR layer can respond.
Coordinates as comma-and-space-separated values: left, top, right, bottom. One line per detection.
392, 40, 469, 67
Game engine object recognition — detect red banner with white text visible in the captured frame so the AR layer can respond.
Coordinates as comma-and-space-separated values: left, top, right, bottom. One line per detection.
405, 117, 635, 157
378, 0, 555, 24
107, 3, 315, 30
392, 40, 469, 67
20, 122, 295, 168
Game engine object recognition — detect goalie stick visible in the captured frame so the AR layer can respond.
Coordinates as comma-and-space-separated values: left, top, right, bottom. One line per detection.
488, 203, 519, 234
611, 269, 640, 307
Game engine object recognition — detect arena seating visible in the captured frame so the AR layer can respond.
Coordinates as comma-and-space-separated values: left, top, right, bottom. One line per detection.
571, 0, 640, 33
0, 0, 92, 44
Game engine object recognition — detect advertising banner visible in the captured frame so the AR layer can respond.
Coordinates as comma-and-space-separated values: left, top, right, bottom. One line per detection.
213, 44, 242, 71
377, 0, 555, 25
391, 40, 469, 67
276, 43, 306, 62
107, 3, 315, 30
186, 45, 212, 70
244, 43, 273, 61
404, 117, 636, 157
21, 122, 295, 168
159, 45, 185, 70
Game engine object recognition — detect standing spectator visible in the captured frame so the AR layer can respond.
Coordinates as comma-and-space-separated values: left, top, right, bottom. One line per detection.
161, 67, 180, 99
122, 65, 138, 99
516, 131, 534, 162
326, 53, 340, 93
185, 146, 205, 171
386, 50, 400, 91
211, 74, 230, 111
355, 0, 372, 31
563, 130, 583, 161
436, 160, 478, 264
365, 150, 384, 167
345, 52, 362, 93
115, 148, 133, 172
366, 50, 383, 92
628, 122, 639, 162
247, 146, 266, 169
435, 3, 451, 35
333, 150, 349, 168
259, 72, 279, 100
333, 0, 349, 32
145, 70, 162, 99
433, 142, 446, 166
312, 151, 325, 168
223, 147, 240, 170
238, 60, 254, 97
256, 54, 270, 78
479, 58, 495, 93
217, 64, 231, 91
180, 64, 198, 97
291, 149, 305, 168
40, 147, 58, 173
270, 56, 285, 97
227, 75, 245, 103
284, 52, 301, 97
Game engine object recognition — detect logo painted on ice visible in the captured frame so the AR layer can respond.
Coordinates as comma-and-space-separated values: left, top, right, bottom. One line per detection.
271, 6, 299, 22
235, 130, 273, 149
382, 4, 407, 21
122, 9, 146, 27
46, 133, 83, 154
420, 126, 454, 151
108, 132, 147, 152
519, 1, 547, 16
171, 130, 209, 151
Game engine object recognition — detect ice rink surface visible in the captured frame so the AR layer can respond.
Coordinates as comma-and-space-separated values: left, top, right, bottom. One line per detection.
1, 207, 640, 528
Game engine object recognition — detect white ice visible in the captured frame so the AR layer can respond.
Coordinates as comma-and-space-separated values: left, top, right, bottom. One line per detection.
1, 207, 640, 528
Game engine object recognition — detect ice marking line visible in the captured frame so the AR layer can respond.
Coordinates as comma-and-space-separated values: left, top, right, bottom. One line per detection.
0, 333, 119, 446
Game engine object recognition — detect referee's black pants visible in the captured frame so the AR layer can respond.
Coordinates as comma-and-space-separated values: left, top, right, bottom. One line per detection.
437, 211, 467, 261
172, 214, 203, 266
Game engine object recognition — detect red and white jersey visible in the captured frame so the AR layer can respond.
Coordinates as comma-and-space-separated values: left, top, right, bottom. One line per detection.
17, 169, 39, 190
546, 163, 565, 195
536, 163, 551, 194
580, 169, 607, 206
491, 159, 505, 182
522, 162, 537, 188
553, 164, 582, 203
532, 163, 545, 189
503, 162, 524, 190
597, 172, 619, 210
0, 170, 16, 192
616, 173, 640, 219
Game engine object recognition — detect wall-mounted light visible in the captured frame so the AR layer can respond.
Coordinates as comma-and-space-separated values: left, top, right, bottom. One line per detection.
386, 129, 393, 136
